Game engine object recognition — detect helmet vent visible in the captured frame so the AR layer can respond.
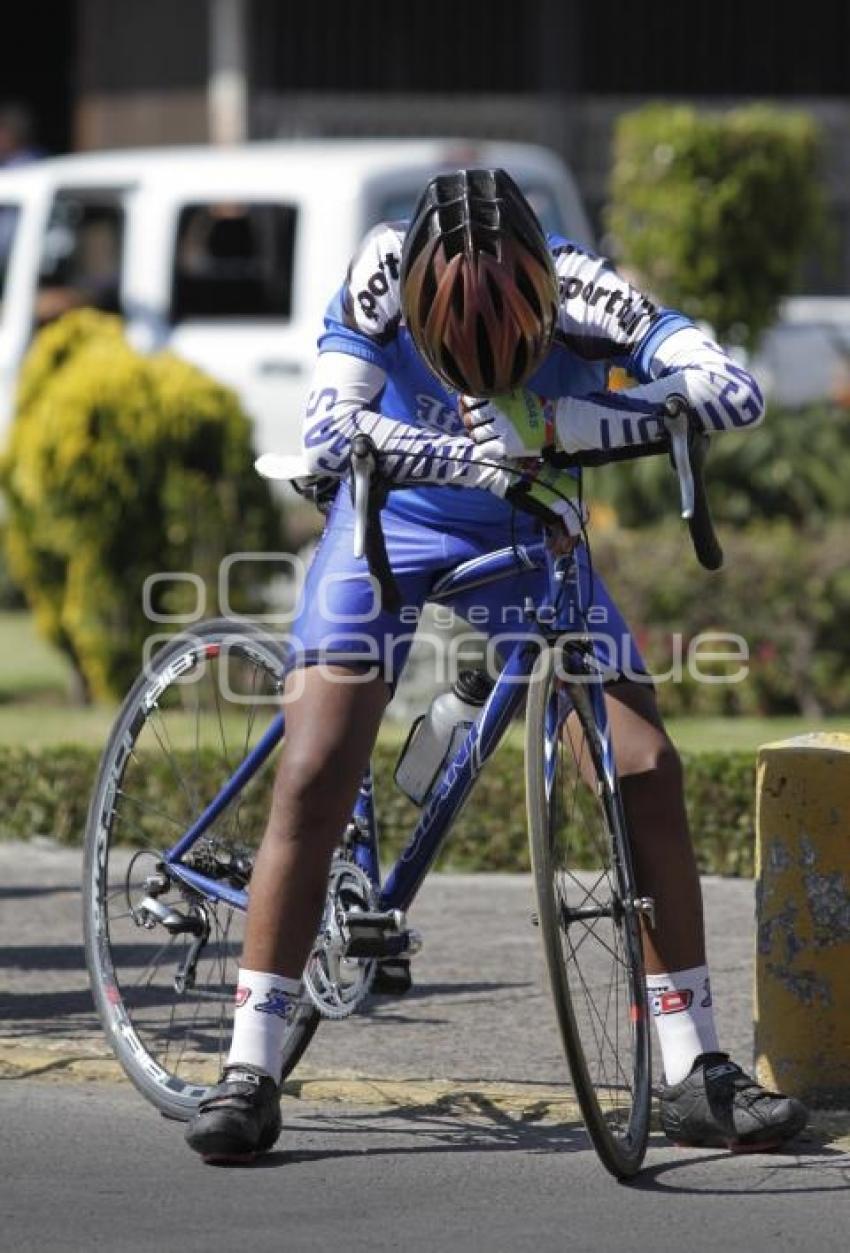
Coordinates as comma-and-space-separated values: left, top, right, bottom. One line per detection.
515, 265, 542, 319
476, 315, 495, 394
485, 269, 504, 319
441, 344, 463, 392
451, 273, 465, 319
512, 340, 529, 386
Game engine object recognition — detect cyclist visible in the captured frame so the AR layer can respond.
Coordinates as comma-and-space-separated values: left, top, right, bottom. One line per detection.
186, 168, 807, 1162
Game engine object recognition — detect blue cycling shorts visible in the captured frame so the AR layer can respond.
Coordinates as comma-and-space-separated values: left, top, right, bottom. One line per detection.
285, 488, 647, 689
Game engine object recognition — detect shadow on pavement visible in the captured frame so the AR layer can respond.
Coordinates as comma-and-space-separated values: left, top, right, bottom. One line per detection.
0, 884, 81, 901
625, 1134, 850, 1195
252, 1094, 591, 1168
236, 1103, 850, 1194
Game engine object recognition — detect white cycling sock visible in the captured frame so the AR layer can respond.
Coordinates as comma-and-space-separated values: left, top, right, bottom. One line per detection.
226, 968, 303, 1083
646, 964, 720, 1085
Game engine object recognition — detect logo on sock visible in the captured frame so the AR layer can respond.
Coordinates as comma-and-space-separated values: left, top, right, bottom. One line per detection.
650, 989, 694, 1016
234, 985, 251, 1008
700, 977, 713, 1008
254, 988, 294, 1020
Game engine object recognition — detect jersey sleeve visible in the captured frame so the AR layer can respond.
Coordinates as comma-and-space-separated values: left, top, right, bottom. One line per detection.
551, 238, 691, 380
547, 238, 764, 453
317, 222, 405, 370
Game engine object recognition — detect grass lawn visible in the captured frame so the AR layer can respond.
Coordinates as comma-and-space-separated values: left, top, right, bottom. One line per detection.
0, 611, 73, 701
665, 716, 848, 753
0, 701, 844, 755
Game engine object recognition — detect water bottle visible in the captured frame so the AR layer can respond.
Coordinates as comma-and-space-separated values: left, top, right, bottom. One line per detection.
394, 669, 494, 806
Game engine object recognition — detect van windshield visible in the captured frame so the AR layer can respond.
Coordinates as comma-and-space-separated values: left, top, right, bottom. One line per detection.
0, 203, 21, 316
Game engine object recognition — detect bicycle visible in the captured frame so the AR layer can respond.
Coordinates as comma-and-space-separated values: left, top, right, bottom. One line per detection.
83, 399, 721, 1179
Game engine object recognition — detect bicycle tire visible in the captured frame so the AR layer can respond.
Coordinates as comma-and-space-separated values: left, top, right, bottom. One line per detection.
83, 618, 320, 1121
525, 646, 651, 1178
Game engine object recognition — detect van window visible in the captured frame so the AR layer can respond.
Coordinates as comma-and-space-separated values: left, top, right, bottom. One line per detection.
372, 183, 566, 237
0, 203, 21, 316
37, 189, 125, 324
171, 203, 297, 322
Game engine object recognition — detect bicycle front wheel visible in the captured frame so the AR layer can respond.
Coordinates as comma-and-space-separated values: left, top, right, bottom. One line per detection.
525, 647, 651, 1178
83, 618, 320, 1121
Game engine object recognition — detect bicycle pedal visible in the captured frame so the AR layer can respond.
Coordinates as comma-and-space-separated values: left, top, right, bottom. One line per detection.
372, 957, 413, 997
341, 908, 421, 959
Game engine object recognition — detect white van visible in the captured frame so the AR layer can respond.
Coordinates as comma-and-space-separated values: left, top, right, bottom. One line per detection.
0, 139, 593, 458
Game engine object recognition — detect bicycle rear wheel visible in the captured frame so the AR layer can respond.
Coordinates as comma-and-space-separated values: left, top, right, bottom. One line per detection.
525, 646, 651, 1178
83, 618, 319, 1121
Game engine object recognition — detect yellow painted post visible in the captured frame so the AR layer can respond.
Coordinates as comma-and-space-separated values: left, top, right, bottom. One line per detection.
754, 733, 850, 1104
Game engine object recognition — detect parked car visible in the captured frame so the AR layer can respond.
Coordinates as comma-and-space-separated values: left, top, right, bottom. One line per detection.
0, 138, 593, 458
751, 296, 850, 409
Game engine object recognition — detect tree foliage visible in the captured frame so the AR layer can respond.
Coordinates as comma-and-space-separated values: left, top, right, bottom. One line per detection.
606, 104, 826, 349
1, 311, 283, 702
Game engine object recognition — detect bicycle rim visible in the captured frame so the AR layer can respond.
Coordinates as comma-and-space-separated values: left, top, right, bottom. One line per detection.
83, 619, 319, 1120
526, 647, 651, 1178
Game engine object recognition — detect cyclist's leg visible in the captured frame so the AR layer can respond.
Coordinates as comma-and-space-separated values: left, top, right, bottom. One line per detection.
601, 680, 706, 975
243, 491, 444, 980
530, 543, 707, 974
569, 560, 726, 1088
186, 497, 444, 1158
458, 541, 714, 1057
243, 665, 390, 979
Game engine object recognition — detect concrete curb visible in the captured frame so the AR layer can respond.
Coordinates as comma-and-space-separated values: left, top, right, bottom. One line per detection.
755, 734, 850, 1103
3, 1041, 849, 1149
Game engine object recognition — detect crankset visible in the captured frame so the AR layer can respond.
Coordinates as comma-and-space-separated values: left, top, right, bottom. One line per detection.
303, 856, 421, 1019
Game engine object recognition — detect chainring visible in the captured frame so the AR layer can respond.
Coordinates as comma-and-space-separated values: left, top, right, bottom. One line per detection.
303, 857, 377, 1019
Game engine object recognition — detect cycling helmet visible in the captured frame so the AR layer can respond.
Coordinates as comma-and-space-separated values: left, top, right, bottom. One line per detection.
399, 168, 558, 396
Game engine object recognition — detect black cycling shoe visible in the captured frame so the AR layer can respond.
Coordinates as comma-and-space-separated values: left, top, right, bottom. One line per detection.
659, 1052, 808, 1152
185, 1065, 282, 1164
371, 957, 413, 997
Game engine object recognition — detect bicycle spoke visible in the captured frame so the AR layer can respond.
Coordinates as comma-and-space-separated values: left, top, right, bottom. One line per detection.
117, 789, 185, 830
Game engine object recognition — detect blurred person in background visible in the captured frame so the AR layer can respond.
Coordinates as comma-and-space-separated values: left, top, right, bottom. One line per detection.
0, 103, 42, 168
0, 104, 42, 294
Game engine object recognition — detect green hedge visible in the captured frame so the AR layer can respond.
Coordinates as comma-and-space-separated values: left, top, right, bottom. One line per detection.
0, 743, 757, 877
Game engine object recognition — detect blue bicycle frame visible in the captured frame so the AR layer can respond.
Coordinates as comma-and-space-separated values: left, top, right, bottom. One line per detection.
160, 537, 616, 917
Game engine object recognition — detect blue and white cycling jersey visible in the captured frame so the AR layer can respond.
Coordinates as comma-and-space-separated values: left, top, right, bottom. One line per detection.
300, 223, 764, 529
286, 221, 764, 683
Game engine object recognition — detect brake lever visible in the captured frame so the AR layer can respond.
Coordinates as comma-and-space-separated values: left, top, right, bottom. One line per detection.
350, 435, 377, 560
663, 395, 696, 519
662, 394, 723, 571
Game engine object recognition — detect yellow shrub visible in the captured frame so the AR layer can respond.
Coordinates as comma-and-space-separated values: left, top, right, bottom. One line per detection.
1, 311, 282, 701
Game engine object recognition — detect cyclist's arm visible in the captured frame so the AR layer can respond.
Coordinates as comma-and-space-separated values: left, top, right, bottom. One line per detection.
302, 350, 509, 493
301, 221, 510, 493
549, 242, 765, 453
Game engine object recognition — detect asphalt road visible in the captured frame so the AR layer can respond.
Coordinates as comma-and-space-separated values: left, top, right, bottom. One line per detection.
2, 843, 849, 1251
0, 843, 757, 1081
2, 1081, 849, 1253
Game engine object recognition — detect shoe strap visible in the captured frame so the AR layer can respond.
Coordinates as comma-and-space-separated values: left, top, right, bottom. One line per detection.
198, 1067, 272, 1111
704, 1060, 741, 1081
223, 1067, 264, 1086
